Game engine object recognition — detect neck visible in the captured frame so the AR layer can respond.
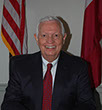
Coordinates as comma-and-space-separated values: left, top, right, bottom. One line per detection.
42, 55, 59, 62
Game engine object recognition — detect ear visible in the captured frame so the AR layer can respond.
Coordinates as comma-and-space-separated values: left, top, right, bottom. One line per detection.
34, 34, 38, 44
63, 33, 67, 44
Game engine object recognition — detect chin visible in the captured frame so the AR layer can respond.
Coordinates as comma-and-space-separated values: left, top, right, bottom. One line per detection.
46, 51, 56, 55
46, 54, 55, 57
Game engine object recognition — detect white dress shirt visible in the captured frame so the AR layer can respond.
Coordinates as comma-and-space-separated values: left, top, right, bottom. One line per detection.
42, 56, 59, 89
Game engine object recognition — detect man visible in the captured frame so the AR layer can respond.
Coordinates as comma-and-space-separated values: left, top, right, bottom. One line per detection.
1, 16, 96, 110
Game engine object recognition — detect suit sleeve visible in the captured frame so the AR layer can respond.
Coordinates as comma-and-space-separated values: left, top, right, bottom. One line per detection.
1, 57, 28, 110
74, 62, 96, 110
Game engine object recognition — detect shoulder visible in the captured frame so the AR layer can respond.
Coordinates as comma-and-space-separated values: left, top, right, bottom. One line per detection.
59, 51, 89, 82
10, 51, 41, 67
11, 51, 41, 61
60, 51, 88, 69
9, 51, 42, 76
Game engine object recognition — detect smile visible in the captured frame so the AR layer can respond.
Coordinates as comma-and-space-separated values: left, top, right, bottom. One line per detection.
46, 46, 56, 49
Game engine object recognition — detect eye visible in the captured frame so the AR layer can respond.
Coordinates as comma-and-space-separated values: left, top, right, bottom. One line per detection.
54, 34, 59, 38
53, 34, 60, 39
42, 34, 46, 37
55, 34, 58, 37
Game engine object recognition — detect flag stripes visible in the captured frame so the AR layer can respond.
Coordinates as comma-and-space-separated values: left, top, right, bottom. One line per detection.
4, 0, 20, 27
3, 7, 20, 39
9, 0, 20, 16
2, 16, 21, 54
1, 0, 28, 56
1, 27, 20, 55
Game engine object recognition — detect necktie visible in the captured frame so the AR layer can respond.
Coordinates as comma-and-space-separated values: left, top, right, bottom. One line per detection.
42, 63, 52, 110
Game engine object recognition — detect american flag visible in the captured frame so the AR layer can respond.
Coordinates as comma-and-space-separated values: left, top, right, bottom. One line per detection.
1, 0, 28, 56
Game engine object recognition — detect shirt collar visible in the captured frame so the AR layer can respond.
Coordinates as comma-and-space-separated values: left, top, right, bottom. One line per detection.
42, 56, 59, 67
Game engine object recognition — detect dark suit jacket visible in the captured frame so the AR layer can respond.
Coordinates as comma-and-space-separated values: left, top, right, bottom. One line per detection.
1, 51, 96, 110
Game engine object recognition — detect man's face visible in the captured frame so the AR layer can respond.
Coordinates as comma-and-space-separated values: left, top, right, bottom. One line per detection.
34, 20, 67, 62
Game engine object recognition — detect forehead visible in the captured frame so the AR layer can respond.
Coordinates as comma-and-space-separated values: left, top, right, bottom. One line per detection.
39, 20, 62, 32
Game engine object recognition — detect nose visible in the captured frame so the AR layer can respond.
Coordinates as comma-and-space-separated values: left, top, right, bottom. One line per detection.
47, 35, 54, 43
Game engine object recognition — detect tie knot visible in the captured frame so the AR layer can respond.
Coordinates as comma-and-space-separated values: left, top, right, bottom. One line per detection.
47, 63, 52, 71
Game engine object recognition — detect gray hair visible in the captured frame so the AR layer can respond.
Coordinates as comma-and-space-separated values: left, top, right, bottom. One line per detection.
36, 16, 65, 36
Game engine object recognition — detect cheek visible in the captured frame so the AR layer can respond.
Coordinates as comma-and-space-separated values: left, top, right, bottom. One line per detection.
56, 40, 63, 47
38, 39, 44, 46
38, 40, 46, 51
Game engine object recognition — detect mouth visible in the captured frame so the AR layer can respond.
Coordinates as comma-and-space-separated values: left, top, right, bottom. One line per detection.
46, 46, 56, 49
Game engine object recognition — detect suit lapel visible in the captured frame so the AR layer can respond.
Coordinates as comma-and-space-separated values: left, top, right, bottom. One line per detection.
30, 52, 43, 110
52, 62, 64, 110
52, 51, 71, 110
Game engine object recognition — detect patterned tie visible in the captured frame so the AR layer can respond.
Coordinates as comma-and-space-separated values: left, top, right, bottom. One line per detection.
42, 63, 52, 110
